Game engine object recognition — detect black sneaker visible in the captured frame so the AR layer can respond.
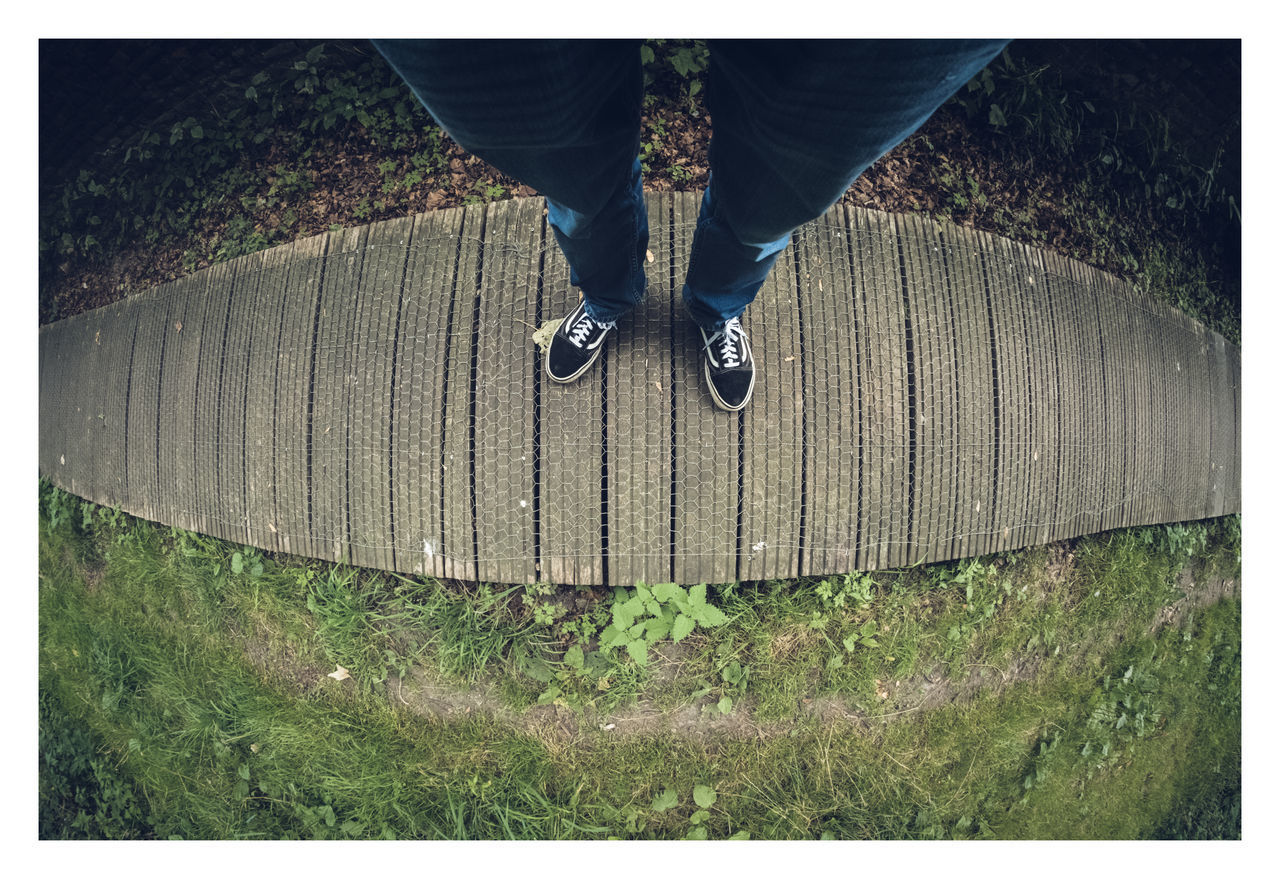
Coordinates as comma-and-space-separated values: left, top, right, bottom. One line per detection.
698, 316, 755, 411
546, 297, 616, 384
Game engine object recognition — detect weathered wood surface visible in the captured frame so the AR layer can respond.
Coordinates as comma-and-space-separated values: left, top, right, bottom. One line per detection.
38, 197, 1242, 586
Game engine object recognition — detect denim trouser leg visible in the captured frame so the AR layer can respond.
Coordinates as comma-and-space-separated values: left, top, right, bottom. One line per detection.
371, 39, 648, 323
681, 39, 1008, 332
372, 39, 1009, 331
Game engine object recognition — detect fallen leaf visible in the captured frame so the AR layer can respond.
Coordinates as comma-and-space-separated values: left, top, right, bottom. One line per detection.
784, 355, 796, 362
268, 523, 278, 533
328, 666, 351, 681
94, 331, 100, 345
646, 250, 654, 263
532, 319, 562, 353
175, 321, 183, 332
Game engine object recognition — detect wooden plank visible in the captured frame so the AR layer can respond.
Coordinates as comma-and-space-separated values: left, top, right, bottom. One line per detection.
99, 299, 138, 510
976, 230, 1028, 551
1063, 254, 1107, 535
1184, 315, 1210, 522
1169, 308, 1190, 522
1036, 248, 1082, 542
849, 207, 911, 570
39, 321, 76, 487
673, 190, 741, 585
1130, 286, 1160, 527
74, 309, 105, 503
944, 221, 984, 558
1009, 241, 1058, 546
441, 205, 486, 581
608, 190, 673, 587
793, 208, 860, 575
392, 207, 465, 579
473, 198, 540, 584
218, 253, 266, 547
1138, 285, 1164, 526
1085, 261, 1126, 537
1205, 333, 1228, 518
892, 210, 953, 566
1227, 340, 1241, 514
274, 232, 328, 560
738, 216, 803, 581
311, 226, 368, 564
244, 246, 285, 554
156, 273, 200, 533
193, 257, 235, 540
124, 283, 172, 522
347, 216, 413, 571
942, 220, 998, 558
966, 223, 1015, 554
1147, 300, 1175, 525
538, 207, 605, 585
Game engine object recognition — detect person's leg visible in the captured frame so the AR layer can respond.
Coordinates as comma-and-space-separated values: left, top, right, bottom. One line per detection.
372, 39, 648, 324
683, 39, 1007, 410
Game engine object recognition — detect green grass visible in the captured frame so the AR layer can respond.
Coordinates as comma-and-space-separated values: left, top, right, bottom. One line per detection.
38, 481, 1240, 839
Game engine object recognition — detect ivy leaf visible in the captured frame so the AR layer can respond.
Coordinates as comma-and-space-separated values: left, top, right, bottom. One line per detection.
693, 784, 717, 808
671, 613, 696, 643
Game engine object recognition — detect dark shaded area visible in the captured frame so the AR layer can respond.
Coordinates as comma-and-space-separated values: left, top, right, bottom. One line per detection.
39, 39, 311, 196
38, 38, 1241, 337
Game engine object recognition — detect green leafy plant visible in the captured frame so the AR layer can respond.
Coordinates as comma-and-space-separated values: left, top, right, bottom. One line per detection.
598, 583, 729, 667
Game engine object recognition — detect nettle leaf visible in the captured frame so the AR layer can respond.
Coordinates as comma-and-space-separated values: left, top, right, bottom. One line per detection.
697, 603, 728, 627
671, 613, 696, 643
645, 614, 672, 641
625, 639, 649, 666
693, 784, 717, 808
653, 582, 684, 604
599, 624, 627, 648
689, 583, 708, 608
651, 788, 678, 812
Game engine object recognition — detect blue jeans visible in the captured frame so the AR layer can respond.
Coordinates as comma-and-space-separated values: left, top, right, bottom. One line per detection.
373, 39, 1007, 330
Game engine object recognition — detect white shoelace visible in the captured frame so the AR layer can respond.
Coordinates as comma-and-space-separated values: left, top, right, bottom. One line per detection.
567, 311, 614, 348
704, 317, 745, 368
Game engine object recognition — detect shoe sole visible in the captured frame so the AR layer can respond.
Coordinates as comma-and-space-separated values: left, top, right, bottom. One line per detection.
545, 334, 608, 384
703, 355, 755, 412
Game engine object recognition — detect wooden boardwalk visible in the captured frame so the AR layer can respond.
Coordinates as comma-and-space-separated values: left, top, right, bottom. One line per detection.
37, 193, 1242, 585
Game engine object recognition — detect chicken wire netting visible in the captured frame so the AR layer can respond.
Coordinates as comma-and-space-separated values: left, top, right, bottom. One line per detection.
38, 194, 1241, 586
